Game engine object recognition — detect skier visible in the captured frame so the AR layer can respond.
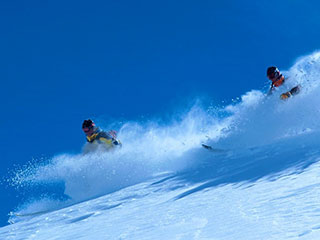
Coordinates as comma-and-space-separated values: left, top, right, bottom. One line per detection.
267, 66, 300, 100
82, 119, 121, 152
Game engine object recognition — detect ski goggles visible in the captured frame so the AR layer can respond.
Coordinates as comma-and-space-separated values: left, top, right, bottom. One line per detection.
82, 127, 92, 133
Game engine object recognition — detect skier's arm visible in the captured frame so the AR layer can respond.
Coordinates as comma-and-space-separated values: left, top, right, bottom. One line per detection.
289, 85, 301, 96
107, 130, 122, 146
99, 131, 122, 146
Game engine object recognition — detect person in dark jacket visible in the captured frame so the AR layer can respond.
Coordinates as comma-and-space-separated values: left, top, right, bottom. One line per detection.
267, 66, 300, 100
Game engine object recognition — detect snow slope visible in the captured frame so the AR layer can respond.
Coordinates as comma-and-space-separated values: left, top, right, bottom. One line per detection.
1, 52, 320, 239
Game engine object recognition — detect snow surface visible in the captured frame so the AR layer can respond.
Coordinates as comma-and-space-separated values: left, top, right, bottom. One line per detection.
2, 52, 320, 239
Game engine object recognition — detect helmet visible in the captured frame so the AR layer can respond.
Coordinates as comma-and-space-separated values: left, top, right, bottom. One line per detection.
267, 66, 280, 79
82, 119, 95, 130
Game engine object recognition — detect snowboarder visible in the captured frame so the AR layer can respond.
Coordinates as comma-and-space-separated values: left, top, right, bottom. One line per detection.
267, 66, 301, 100
82, 119, 121, 152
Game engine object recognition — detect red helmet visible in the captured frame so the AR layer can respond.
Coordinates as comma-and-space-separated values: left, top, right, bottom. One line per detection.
267, 66, 280, 79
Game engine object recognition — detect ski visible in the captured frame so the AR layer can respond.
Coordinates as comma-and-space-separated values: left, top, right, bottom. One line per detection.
9, 210, 51, 217
202, 144, 226, 153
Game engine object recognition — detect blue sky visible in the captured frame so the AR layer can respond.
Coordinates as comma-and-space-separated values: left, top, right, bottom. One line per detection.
1, 0, 320, 226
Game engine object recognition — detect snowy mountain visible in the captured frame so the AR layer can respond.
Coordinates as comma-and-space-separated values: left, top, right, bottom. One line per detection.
2, 52, 320, 239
